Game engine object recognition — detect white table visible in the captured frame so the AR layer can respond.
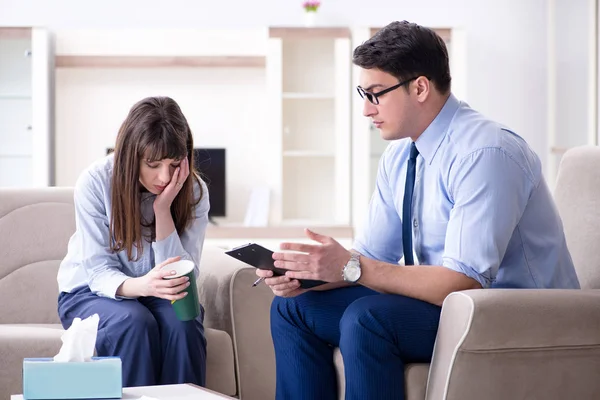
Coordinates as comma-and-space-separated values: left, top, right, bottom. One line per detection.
12, 383, 234, 400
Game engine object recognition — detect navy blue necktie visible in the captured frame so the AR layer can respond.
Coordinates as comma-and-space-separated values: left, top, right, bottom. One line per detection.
402, 142, 419, 265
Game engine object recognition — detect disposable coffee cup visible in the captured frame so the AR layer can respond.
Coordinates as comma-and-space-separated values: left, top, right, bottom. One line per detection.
162, 259, 200, 321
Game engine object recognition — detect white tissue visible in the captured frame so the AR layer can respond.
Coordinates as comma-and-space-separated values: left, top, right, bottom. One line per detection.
53, 313, 99, 362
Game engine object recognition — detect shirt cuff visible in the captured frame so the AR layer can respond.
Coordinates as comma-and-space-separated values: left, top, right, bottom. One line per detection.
152, 229, 187, 265
442, 257, 491, 289
351, 241, 398, 264
92, 273, 131, 301
351, 242, 370, 258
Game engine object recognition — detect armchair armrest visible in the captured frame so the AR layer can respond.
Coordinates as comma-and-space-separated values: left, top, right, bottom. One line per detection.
197, 245, 276, 400
196, 245, 248, 336
427, 289, 600, 400
229, 267, 275, 400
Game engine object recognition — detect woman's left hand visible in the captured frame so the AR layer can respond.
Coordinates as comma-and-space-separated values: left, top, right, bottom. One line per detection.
154, 157, 190, 213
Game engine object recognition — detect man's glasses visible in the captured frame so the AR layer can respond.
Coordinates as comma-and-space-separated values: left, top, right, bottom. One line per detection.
356, 76, 420, 105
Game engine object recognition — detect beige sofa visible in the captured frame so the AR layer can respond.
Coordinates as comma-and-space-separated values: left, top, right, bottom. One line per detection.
0, 188, 277, 399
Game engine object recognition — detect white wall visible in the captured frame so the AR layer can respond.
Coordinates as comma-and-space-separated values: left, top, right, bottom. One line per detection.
547, 0, 596, 186
553, 0, 592, 149
2, 0, 588, 223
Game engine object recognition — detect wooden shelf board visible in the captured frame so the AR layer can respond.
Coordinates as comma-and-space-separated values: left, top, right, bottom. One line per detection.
269, 27, 351, 39
206, 225, 353, 239
283, 151, 334, 157
282, 92, 334, 100
0, 28, 31, 39
551, 146, 570, 155
55, 55, 266, 68
369, 27, 452, 43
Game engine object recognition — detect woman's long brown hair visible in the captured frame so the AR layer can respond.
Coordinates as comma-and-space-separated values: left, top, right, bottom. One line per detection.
109, 96, 203, 261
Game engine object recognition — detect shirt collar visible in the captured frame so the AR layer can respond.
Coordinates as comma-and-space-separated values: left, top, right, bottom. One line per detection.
415, 93, 460, 165
141, 190, 156, 202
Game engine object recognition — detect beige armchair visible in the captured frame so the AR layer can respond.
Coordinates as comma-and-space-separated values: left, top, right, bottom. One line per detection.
231, 146, 600, 400
339, 145, 600, 400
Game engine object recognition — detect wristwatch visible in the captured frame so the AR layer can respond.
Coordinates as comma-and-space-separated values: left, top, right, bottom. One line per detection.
342, 252, 361, 283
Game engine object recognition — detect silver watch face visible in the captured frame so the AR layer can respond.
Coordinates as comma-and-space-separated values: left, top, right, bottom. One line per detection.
344, 263, 361, 282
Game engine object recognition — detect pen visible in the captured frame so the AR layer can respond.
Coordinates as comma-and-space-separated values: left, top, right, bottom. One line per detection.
252, 277, 265, 287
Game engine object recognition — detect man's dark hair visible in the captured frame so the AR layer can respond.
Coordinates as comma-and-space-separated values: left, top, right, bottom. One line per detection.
353, 21, 451, 94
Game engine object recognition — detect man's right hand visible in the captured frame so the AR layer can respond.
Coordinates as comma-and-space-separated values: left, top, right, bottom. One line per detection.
256, 269, 306, 298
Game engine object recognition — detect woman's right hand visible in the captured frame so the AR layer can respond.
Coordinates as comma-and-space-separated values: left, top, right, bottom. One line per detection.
256, 268, 306, 298
137, 256, 190, 300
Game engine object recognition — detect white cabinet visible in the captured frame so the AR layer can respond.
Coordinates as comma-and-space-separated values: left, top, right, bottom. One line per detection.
0, 28, 53, 187
267, 28, 352, 226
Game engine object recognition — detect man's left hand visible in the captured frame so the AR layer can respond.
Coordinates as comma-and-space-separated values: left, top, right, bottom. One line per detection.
273, 228, 352, 283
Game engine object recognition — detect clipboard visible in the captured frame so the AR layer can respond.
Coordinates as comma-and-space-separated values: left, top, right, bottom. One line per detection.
225, 243, 327, 289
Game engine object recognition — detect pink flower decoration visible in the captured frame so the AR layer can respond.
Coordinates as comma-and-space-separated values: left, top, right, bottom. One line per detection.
303, 1, 321, 12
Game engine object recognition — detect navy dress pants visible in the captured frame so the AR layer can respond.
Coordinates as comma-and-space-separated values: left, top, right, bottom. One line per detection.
271, 285, 442, 400
58, 287, 206, 387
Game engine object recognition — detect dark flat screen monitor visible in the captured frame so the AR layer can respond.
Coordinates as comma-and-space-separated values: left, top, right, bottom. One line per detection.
193, 148, 226, 218
106, 147, 226, 218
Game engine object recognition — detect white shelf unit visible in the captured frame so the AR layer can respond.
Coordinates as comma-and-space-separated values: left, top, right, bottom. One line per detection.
350, 26, 466, 230
0, 27, 53, 187
267, 28, 352, 226
52, 28, 271, 226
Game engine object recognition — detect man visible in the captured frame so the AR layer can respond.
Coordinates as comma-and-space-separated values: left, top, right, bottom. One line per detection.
256, 20, 580, 400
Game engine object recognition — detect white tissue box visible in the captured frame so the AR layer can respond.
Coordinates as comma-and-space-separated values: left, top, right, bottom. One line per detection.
23, 357, 122, 399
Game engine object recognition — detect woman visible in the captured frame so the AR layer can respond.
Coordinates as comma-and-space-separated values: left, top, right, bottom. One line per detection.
57, 96, 210, 387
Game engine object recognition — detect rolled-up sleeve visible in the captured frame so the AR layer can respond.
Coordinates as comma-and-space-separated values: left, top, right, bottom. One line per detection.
442, 147, 534, 288
75, 171, 130, 299
152, 179, 209, 278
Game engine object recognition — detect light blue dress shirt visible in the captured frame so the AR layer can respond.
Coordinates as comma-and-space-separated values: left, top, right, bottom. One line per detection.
353, 94, 580, 289
57, 154, 210, 299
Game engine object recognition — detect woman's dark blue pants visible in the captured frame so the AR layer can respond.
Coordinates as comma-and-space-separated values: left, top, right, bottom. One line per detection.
58, 287, 206, 387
